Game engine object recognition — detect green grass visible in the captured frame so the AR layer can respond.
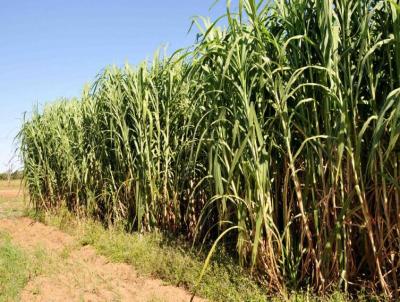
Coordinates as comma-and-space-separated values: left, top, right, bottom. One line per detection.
82, 225, 266, 301
0, 232, 45, 302
39, 208, 267, 302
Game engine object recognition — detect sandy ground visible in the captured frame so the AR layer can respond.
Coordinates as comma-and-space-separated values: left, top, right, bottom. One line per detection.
0, 183, 206, 302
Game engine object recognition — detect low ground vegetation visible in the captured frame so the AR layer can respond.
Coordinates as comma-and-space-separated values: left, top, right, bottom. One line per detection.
36, 208, 268, 301
0, 232, 45, 301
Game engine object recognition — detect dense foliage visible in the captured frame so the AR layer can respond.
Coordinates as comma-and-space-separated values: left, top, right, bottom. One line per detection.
20, 0, 400, 298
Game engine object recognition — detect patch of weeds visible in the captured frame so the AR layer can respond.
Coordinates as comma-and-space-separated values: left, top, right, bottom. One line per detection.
68, 220, 268, 301
24, 207, 46, 223
60, 245, 74, 260
45, 205, 82, 234
41, 213, 267, 301
0, 232, 45, 301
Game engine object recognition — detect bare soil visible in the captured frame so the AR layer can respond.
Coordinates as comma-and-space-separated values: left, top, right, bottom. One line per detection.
0, 183, 206, 302
0, 189, 23, 198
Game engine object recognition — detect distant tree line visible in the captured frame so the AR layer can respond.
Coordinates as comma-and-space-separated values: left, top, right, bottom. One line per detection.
0, 170, 23, 181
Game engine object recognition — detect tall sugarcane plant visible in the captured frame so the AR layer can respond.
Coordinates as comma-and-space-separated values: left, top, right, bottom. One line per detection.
19, 0, 400, 298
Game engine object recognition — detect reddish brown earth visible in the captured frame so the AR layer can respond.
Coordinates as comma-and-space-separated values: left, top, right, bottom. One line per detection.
0, 183, 206, 302
0, 189, 22, 198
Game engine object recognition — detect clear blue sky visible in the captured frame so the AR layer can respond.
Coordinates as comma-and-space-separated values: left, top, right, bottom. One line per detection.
0, 1, 233, 172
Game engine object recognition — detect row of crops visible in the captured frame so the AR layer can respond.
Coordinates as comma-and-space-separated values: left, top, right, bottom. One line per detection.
20, 0, 400, 298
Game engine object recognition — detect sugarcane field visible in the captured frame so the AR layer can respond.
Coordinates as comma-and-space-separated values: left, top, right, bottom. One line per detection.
0, 1, 399, 301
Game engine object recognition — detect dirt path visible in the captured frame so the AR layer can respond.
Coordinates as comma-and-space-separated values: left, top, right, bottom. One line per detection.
0, 185, 205, 302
